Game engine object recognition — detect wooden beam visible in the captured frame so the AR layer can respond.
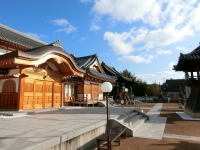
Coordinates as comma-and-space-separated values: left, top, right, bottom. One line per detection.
0, 40, 28, 51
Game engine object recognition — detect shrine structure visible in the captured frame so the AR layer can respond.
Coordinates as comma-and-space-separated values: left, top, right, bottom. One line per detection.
101, 62, 136, 101
174, 44, 200, 118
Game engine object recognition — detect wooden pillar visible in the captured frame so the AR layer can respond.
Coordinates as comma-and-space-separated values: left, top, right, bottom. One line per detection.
43, 81, 46, 108
61, 83, 64, 107
33, 80, 36, 109
91, 83, 93, 100
52, 81, 55, 107
130, 85, 133, 100
83, 83, 85, 100
18, 69, 25, 110
197, 70, 200, 80
191, 72, 194, 79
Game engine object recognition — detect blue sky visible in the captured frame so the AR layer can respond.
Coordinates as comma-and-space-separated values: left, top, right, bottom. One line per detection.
1, 0, 200, 84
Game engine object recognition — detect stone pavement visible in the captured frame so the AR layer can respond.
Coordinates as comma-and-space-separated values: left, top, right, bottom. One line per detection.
0, 106, 136, 150
134, 103, 167, 140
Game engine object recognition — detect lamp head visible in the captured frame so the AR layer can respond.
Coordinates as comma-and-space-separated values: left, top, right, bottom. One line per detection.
101, 82, 113, 92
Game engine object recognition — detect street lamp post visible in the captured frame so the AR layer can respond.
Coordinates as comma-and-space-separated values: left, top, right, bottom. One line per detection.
101, 82, 113, 150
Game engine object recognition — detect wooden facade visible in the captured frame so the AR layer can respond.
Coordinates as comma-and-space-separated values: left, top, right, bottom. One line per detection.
0, 24, 116, 110
0, 39, 85, 110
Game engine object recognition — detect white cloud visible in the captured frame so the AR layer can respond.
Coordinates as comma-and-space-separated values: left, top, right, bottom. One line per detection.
51, 19, 69, 26
91, 0, 199, 53
189, 3, 200, 30
168, 62, 176, 70
118, 55, 153, 63
104, 26, 193, 54
144, 27, 193, 49
104, 31, 134, 55
51, 19, 77, 34
92, 0, 162, 27
157, 50, 172, 55
175, 46, 188, 52
136, 70, 184, 84
90, 23, 101, 31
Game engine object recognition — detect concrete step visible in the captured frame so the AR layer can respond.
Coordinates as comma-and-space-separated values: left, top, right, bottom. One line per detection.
123, 114, 143, 126
117, 112, 138, 123
130, 117, 147, 133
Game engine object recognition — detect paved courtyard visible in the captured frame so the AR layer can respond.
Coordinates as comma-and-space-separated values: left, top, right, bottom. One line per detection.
1, 103, 200, 150
0, 106, 135, 150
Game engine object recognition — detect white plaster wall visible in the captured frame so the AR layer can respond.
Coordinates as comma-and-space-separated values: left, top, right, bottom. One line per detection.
84, 94, 91, 100
84, 81, 90, 84
0, 48, 6, 55
7, 69, 20, 76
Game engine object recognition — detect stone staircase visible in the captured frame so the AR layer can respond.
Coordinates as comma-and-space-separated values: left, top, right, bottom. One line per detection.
110, 109, 149, 136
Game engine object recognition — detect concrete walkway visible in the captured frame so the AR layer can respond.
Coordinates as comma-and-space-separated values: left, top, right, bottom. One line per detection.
134, 103, 167, 140
0, 106, 137, 150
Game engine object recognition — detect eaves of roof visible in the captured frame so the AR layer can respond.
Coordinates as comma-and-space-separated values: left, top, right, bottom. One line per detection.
0, 23, 47, 49
87, 69, 116, 81
101, 61, 119, 76
0, 41, 85, 73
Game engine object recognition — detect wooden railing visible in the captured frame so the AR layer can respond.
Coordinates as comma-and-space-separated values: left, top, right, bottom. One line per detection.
0, 93, 18, 109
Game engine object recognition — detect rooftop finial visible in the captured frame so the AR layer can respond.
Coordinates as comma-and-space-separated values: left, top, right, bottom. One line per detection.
52, 40, 62, 48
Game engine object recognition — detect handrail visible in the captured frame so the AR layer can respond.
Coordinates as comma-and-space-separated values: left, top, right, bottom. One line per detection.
120, 112, 131, 127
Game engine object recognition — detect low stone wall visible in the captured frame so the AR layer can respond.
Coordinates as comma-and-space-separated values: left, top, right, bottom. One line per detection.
24, 121, 106, 150
47, 122, 106, 150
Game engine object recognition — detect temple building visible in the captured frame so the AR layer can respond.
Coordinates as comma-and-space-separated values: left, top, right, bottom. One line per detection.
101, 61, 136, 101
68, 54, 116, 104
0, 23, 116, 110
174, 44, 200, 118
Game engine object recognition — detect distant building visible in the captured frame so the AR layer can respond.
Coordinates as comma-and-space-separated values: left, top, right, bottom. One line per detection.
164, 79, 185, 102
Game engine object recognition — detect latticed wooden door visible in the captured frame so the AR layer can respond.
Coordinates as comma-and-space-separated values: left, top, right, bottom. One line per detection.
45, 81, 53, 108
34, 80, 44, 109
24, 79, 34, 109
92, 84, 98, 100
54, 82, 61, 107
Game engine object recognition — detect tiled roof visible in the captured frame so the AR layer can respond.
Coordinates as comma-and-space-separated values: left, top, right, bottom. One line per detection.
174, 45, 200, 71
180, 46, 200, 59
101, 61, 136, 84
0, 23, 47, 49
0, 40, 69, 59
101, 61, 120, 76
88, 69, 116, 81
74, 54, 97, 69
165, 79, 185, 91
